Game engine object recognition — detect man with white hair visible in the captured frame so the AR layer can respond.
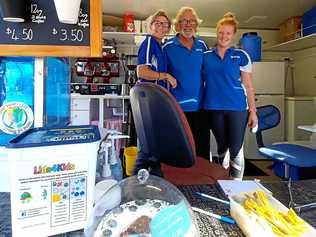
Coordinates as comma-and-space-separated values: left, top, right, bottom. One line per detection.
163, 7, 210, 160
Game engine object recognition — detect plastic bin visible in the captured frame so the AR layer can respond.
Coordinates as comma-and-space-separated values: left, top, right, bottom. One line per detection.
5, 125, 100, 237
239, 32, 262, 62
273, 161, 316, 180
302, 6, 316, 36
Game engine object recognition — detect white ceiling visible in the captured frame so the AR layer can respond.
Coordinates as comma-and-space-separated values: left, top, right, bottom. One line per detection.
103, 0, 316, 29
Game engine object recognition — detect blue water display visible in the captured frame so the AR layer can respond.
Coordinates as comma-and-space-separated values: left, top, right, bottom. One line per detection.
45, 57, 70, 127
0, 57, 35, 145
0, 57, 70, 146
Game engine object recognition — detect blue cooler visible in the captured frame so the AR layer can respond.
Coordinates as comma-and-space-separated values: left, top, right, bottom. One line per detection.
5, 125, 100, 236
302, 6, 316, 36
239, 32, 262, 62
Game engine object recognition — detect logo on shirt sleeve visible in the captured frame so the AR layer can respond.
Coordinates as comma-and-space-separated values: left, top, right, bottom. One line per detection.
151, 55, 158, 70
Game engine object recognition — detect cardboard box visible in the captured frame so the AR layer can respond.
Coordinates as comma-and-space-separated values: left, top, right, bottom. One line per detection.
279, 16, 301, 42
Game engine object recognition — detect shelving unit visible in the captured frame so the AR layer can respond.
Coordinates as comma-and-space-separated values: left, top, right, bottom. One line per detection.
264, 33, 316, 52
103, 31, 217, 46
103, 31, 146, 44
71, 94, 130, 100
71, 94, 130, 130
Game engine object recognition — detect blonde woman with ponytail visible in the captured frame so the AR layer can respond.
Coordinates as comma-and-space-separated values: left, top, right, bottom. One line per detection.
202, 12, 257, 180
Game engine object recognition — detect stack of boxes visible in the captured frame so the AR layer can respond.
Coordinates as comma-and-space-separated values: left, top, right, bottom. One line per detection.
279, 16, 301, 42
279, 5, 316, 43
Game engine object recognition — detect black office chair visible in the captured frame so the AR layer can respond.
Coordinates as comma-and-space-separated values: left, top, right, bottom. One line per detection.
130, 83, 195, 167
254, 105, 316, 180
130, 83, 228, 185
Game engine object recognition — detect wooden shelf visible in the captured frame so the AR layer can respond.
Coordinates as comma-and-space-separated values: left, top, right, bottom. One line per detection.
263, 33, 316, 52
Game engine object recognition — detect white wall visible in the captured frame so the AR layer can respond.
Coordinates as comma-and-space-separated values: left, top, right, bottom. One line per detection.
291, 47, 316, 96
262, 47, 316, 97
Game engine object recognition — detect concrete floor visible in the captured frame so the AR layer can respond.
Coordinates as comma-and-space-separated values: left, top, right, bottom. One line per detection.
244, 160, 281, 182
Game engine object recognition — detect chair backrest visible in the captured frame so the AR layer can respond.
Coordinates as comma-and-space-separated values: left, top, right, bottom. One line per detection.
255, 105, 281, 147
257, 105, 281, 132
130, 83, 196, 167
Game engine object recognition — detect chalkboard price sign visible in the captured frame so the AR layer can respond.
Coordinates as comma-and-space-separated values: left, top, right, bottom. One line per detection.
0, 0, 102, 57
0, 0, 89, 45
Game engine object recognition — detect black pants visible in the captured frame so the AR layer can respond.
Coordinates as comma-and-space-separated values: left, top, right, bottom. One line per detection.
206, 110, 248, 160
184, 110, 210, 159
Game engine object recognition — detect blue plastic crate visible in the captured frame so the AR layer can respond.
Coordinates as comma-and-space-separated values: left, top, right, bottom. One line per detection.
302, 6, 316, 36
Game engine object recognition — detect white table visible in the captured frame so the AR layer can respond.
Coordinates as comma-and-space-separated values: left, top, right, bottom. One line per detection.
298, 125, 316, 133
298, 125, 316, 148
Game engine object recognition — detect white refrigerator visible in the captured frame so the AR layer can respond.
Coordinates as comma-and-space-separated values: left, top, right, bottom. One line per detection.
243, 61, 285, 159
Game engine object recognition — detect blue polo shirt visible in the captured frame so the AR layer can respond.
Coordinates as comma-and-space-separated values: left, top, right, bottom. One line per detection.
163, 35, 208, 111
137, 35, 168, 88
202, 47, 252, 111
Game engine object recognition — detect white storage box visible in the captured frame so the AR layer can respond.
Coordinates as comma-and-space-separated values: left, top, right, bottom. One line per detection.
0, 148, 9, 192
6, 125, 100, 237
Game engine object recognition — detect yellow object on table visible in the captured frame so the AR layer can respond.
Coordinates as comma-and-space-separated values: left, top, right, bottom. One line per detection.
124, 146, 138, 176
230, 190, 316, 237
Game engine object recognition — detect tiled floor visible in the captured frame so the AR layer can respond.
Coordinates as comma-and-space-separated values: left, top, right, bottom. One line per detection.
244, 159, 281, 182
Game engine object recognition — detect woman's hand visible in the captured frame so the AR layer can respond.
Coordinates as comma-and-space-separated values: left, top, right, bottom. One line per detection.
248, 110, 258, 128
162, 73, 177, 88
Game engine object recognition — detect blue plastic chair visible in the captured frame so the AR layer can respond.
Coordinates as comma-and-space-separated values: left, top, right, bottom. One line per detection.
255, 105, 316, 180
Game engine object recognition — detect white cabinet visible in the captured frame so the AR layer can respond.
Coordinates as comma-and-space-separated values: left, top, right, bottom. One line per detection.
71, 98, 91, 110
70, 94, 130, 131
285, 96, 316, 141
70, 98, 98, 125
252, 62, 285, 94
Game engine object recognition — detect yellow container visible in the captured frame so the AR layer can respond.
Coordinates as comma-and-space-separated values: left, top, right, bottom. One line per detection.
124, 146, 138, 176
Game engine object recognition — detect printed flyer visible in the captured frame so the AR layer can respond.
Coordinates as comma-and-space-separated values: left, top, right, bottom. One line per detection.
10, 157, 91, 236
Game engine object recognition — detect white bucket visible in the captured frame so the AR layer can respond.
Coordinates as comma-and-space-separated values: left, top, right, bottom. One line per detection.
8, 140, 100, 236
6, 125, 100, 236
54, 0, 82, 24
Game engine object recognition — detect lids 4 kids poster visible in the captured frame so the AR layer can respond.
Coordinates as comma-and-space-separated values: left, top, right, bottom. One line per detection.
10, 156, 90, 236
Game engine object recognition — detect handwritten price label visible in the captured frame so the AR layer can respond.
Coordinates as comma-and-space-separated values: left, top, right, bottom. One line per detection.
52, 28, 84, 42
5, 28, 33, 41
31, 4, 46, 24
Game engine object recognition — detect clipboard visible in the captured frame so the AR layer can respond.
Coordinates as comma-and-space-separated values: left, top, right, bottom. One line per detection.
216, 179, 272, 197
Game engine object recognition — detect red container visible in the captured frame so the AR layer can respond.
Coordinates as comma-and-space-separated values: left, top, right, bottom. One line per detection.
123, 13, 135, 32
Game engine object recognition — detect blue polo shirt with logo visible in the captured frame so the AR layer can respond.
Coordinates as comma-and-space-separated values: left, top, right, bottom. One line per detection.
202, 47, 252, 111
163, 35, 208, 111
137, 35, 168, 88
